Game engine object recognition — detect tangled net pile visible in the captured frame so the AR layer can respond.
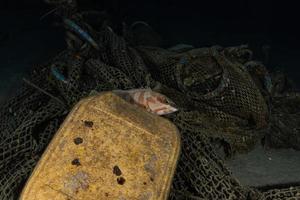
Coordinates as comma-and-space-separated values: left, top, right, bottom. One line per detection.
1, 2, 300, 200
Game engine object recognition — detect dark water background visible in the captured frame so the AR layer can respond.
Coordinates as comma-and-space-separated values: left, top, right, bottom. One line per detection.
1, 0, 300, 188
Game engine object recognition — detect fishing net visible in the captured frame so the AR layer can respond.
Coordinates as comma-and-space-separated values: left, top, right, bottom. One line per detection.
1, 3, 300, 199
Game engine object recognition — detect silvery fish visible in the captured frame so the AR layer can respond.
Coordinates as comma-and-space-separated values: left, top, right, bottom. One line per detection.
113, 89, 178, 115
51, 67, 68, 84
63, 18, 99, 50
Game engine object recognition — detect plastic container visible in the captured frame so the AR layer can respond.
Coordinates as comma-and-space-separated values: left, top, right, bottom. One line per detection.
20, 92, 181, 200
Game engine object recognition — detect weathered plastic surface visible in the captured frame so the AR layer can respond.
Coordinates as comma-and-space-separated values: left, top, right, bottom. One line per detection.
20, 92, 181, 200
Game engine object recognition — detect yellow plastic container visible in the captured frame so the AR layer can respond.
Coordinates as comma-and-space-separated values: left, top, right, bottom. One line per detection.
20, 92, 180, 200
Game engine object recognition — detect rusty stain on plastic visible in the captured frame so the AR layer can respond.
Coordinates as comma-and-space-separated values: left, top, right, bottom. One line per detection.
20, 92, 181, 200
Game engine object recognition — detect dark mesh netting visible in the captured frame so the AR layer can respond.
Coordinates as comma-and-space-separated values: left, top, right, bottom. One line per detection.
1, 4, 300, 200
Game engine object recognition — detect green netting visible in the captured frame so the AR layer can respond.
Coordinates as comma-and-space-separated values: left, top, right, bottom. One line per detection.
0, 3, 300, 199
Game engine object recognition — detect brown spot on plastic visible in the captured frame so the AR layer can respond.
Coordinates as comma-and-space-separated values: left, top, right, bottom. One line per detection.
113, 165, 122, 176
84, 120, 93, 128
117, 177, 126, 185
71, 159, 81, 166
74, 137, 83, 145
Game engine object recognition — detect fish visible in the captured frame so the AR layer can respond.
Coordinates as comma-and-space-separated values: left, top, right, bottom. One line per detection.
113, 89, 178, 115
51, 66, 68, 84
63, 18, 99, 50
